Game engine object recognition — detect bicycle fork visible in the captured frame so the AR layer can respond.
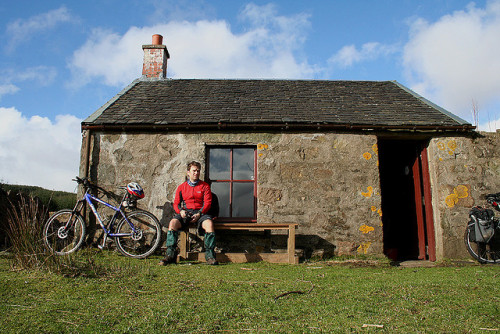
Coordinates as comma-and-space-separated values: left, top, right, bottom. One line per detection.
60, 200, 85, 234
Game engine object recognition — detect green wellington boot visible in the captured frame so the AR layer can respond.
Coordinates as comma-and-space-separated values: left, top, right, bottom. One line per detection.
204, 232, 218, 265
159, 230, 179, 265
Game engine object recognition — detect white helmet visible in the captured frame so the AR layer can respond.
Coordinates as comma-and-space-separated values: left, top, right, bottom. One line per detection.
127, 182, 145, 199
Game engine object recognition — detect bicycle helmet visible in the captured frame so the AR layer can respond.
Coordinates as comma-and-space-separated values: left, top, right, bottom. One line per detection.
127, 182, 145, 199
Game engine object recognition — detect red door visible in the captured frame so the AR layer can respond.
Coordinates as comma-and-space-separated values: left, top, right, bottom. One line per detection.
379, 139, 436, 261
412, 145, 436, 261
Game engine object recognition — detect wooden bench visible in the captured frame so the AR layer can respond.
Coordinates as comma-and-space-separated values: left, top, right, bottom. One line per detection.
178, 222, 299, 264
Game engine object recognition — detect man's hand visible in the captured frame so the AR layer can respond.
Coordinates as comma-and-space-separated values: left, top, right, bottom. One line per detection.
180, 210, 187, 219
190, 212, 201, 223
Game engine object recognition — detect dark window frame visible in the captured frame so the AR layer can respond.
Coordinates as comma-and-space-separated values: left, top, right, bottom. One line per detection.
206, 145, 257, 222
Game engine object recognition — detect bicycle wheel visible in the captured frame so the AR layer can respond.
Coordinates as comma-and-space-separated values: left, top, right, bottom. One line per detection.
44, 210, 86, 255
464, 223, 500, 264
115, 210, 161, 258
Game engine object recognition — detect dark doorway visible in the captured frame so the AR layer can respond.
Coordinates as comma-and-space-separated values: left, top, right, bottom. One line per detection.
378, 139, 436, 261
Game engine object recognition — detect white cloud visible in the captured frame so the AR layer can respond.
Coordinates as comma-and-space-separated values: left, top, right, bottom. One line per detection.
68, 27, 145, 88
0, 107, 82, 192
0, 66, 57, 100
239, 3, 311, 51
0, 84, 19, 99
328, 42, 397, 68
403, 1, 500, 128
68, 3, 318, 88
478, 116, 500, 132
5, 6, 74, 52
15, 66, 57, 86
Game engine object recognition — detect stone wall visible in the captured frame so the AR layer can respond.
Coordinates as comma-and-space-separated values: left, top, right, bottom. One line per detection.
428, 131, 500, 259
82, 131, 383, 258
81, 129, 500, 260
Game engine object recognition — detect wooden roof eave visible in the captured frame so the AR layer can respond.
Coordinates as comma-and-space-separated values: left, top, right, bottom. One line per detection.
81, 121, 475, 133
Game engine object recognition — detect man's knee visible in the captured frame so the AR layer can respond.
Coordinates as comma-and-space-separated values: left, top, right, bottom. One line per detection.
202, 219, 214, 233
168, 219, 182, 231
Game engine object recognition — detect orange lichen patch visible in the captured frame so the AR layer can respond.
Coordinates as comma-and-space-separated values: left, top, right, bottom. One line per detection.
257, 143, 268, 150
360, 224, 375, 234
370, 206, 382, 217
437, 140, 458, 160
447, 140, 457, 151
445, 185, 469, 208
372, 143, 378, 154
363, 152, 372, 160
357, 242, 371, 254
361, 186, 373, 197
455, 185, 468, 198
445, 193, 459, 208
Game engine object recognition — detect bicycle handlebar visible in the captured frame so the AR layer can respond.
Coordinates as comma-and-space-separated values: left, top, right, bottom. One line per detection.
73, 176, 106, 193
73, 177, 131, 199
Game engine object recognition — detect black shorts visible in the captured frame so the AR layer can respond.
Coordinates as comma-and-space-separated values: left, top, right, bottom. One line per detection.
173, 209, 213, 236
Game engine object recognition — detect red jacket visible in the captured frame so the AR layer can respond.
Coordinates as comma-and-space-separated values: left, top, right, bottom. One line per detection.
173, 180, 212, 214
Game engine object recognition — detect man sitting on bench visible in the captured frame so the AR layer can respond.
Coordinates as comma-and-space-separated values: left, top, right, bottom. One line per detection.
159, 161, 218, 265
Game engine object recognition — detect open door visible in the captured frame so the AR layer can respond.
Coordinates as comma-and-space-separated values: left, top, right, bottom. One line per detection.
378, 139, 436, 261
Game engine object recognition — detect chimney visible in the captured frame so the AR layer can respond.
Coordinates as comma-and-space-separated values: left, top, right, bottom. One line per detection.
142, 34, 170, 79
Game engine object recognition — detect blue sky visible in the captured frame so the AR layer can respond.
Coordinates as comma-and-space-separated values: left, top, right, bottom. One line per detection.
1, 0, 499, 191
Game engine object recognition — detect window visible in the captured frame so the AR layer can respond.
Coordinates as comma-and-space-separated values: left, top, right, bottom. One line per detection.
207, 146, 257, 222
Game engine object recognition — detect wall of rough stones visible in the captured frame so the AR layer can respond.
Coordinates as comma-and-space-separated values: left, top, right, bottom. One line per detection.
427, 131, 500, 259
81, 131, 384, 259
82, 129, 500, 260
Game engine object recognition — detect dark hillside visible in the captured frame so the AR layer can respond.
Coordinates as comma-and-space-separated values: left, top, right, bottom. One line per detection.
0, 183, 76, 212
0, 184, 76, 249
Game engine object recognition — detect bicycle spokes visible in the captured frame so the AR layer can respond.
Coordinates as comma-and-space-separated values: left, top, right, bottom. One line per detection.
114, 211, 161, 258
43, 210, 86, 255
464, 223, 500, 264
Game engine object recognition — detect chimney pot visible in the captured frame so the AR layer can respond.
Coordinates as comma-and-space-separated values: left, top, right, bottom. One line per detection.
152, 34, 163, 45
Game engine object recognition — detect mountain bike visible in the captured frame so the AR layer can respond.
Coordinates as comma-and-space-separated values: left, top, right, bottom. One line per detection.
464, 192, 500, 264
43, 177, 161, 258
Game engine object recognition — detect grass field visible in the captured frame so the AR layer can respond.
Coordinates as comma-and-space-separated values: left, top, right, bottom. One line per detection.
0, 251, 498, 333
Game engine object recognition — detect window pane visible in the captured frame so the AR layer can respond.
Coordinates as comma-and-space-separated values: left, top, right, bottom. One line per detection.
211, 182, 230, 217
233, 148, 254, 180
232, 183, 254, 217
209, 148, 230, 180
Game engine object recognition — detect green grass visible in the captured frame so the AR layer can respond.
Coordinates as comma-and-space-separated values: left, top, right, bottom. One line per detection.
0, 252, 498, 333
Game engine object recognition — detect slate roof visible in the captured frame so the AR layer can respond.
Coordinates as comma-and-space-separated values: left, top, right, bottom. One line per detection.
83, 79, 473, 132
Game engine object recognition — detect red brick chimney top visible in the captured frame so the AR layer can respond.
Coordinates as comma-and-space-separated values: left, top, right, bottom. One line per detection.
142, 34, 169, 79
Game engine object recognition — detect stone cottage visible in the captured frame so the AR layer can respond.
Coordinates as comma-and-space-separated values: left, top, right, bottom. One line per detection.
80, 35, 500, 262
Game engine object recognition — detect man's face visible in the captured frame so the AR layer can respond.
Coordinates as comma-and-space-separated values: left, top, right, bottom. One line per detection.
187, 165, 200, 182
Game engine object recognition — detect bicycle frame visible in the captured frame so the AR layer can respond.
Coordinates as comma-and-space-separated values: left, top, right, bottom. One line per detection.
85, 191, 137, 236
67, 187, 139, 249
